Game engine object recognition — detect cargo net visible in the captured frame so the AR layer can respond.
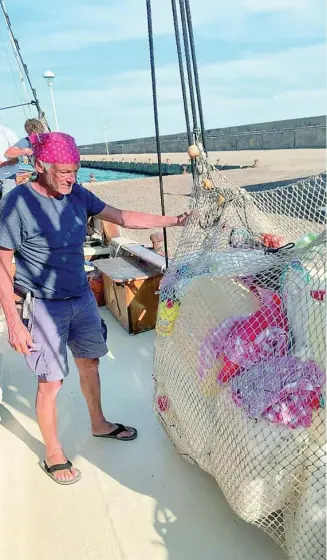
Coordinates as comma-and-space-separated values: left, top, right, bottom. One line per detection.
153, 145, 326, 560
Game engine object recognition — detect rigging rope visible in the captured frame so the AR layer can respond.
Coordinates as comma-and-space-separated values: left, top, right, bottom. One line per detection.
0, 23, 28, 119
146, 0, 169, 268
2, 0, 32, 118
171, 0, 207, 153
183, 0, 207, 154
0, 0, 49, 129
0, 101, 36, 112
171, 0, 195, 180
171, 0, 192, 146
7, 33, 33, 118
178, 0, 198, 132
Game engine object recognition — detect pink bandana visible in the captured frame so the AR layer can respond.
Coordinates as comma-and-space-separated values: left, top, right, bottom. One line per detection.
29, 132, 80, 164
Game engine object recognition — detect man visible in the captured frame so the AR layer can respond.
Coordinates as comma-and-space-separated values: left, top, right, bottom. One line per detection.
0, 132, 189, 485
0, 124, 19, 197
4, 118, 47, 186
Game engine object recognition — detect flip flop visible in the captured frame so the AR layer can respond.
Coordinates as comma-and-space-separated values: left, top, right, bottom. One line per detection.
39, 460, 82, 485
93, 423, 138, 441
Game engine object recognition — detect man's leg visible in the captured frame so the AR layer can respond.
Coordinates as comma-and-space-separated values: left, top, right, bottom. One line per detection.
36, 379, 79, 481
75, 357, 135, 438
26, 298, 79, 481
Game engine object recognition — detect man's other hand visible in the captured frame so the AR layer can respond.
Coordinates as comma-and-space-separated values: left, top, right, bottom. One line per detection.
8, 320, 33, 355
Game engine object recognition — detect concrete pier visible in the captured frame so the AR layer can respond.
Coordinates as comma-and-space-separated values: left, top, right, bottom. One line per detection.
81, 158, 251, 176
81, 148, 326, 178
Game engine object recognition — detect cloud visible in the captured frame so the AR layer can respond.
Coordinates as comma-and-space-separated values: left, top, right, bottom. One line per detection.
23, 0, 195, 53
199, 44, 325, 88
19, 0, 324, 53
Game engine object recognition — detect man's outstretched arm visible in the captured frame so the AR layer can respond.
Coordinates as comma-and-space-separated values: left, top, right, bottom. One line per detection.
96, 204, 190, 229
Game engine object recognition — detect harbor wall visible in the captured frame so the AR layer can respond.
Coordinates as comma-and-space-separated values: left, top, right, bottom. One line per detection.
79, 116, 326, 155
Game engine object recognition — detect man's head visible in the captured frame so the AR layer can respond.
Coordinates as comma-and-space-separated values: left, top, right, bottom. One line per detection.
30, 132, 80, 196
34, 161, 80, 195
24, 118, 46, 136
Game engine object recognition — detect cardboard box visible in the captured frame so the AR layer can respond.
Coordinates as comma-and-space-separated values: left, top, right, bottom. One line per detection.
94, 257, 162, 335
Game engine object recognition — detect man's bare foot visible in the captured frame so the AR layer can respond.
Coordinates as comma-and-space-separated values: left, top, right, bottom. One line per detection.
45, 449, 79, 482
92, 421, 136, 439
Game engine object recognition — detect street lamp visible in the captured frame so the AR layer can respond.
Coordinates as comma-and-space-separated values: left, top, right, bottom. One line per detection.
102, 125, 110, 161
43, 70, 59, 131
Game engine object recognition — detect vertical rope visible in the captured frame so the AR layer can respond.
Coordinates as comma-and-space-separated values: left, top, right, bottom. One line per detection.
171, 0, 192, 146
146, 0, 169, 268
178, 0, 198, 131
171, 0, 195, 178
184, 0, 208, 154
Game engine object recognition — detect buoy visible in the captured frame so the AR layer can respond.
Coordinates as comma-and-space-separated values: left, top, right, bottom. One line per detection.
217, 194, 225, 206
157, 395, 170, 412
202, 178, 213, 190
156, 299, 181, 336
187, 144, 200, 158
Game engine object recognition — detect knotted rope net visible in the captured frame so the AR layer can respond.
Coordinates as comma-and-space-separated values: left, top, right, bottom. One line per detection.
153, 145, 326, 560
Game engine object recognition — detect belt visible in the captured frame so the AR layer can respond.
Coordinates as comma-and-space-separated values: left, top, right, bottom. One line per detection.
34, 294, 83, 301
15, 284, 85, 303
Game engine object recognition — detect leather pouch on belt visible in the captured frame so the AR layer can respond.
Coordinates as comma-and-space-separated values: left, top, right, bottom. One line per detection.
14, 285, 33, 326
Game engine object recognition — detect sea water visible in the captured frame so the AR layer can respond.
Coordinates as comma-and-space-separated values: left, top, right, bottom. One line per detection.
78, 167, 148, 183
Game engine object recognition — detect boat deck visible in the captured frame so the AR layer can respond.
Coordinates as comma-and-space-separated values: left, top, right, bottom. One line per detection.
0, 309, 286, 560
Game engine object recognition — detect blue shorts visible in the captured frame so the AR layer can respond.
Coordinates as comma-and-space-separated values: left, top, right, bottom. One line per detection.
25, 288, 108, 382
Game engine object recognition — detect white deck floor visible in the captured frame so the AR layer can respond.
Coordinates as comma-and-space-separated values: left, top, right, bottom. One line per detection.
0, 309, 286, 560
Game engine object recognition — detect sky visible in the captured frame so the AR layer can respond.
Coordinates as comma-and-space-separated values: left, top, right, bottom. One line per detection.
0, 0, 325, 145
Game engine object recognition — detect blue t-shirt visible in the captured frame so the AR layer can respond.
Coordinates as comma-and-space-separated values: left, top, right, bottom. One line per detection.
0, 183, 106, 299
0, 137, 32, 181
14, 137, 34, 172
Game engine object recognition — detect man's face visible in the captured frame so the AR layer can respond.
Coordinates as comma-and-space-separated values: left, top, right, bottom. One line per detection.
38, 162, 80, 195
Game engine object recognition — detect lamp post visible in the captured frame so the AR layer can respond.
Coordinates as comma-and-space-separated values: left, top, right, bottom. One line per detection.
43, 70, 59, 131
102, 125, 110, 161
